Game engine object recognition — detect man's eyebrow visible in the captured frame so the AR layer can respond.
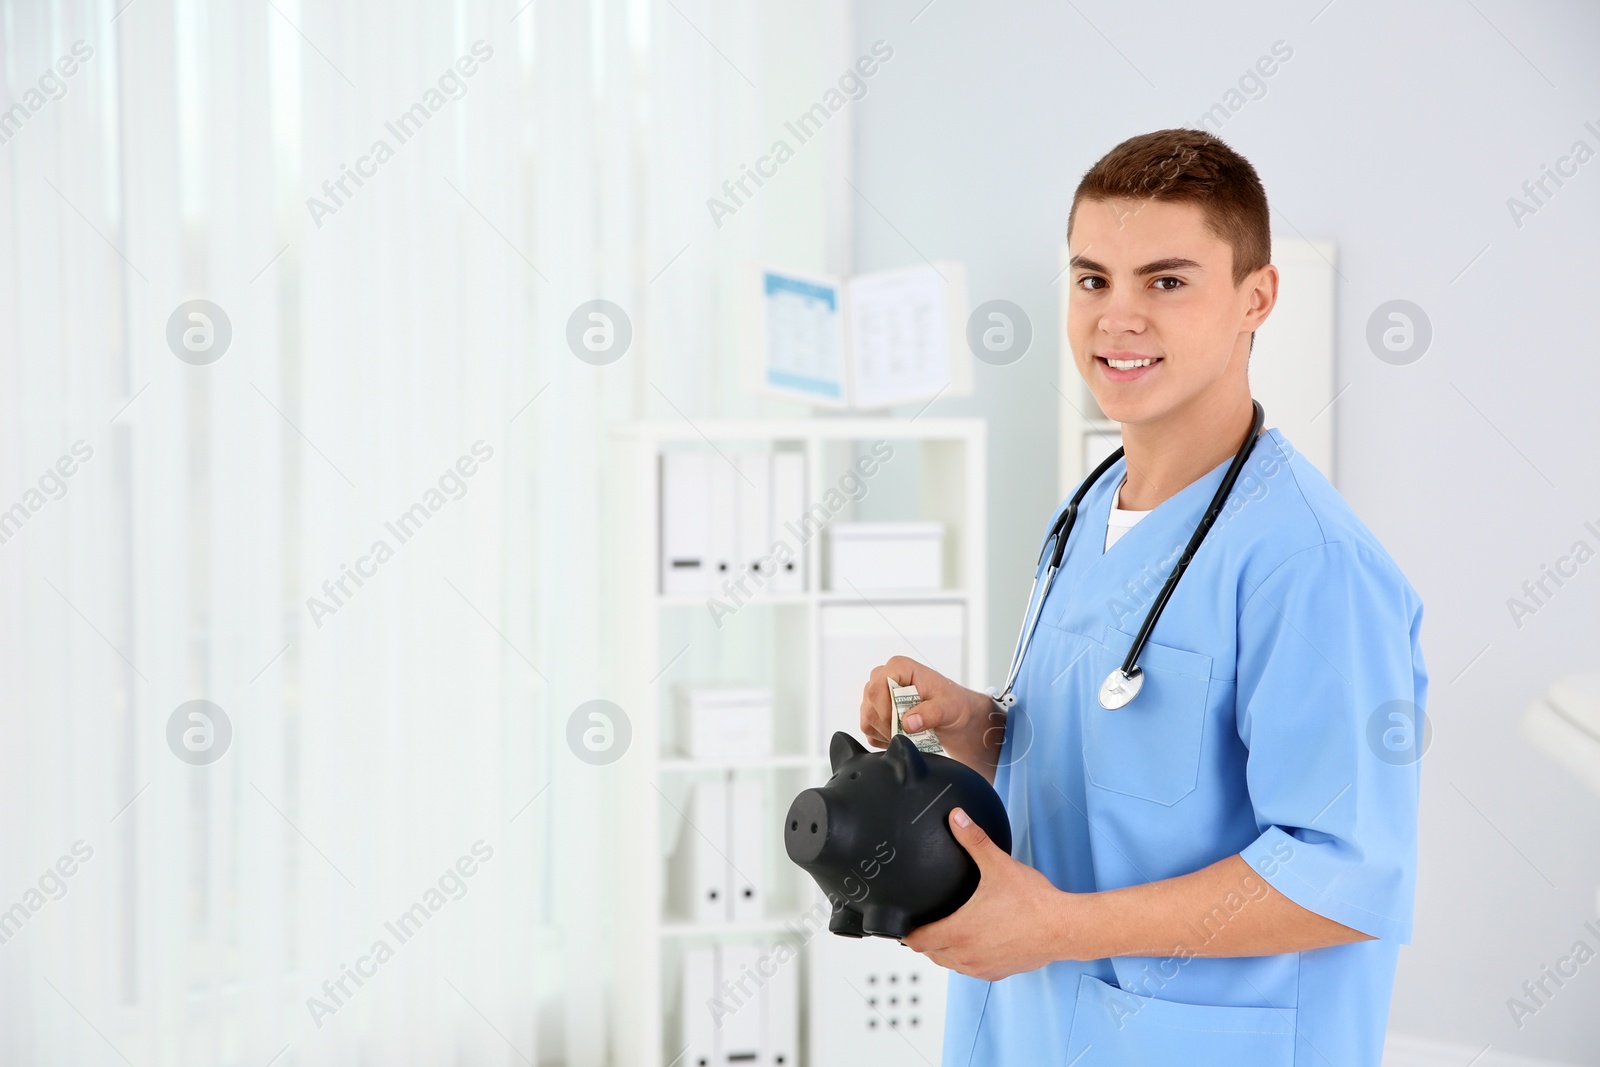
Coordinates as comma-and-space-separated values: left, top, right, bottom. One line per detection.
1068, 255, 1205, 276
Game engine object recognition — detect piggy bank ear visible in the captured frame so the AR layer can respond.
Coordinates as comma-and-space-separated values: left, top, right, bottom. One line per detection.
886, 734, 930, 784
830, 732, 868, 773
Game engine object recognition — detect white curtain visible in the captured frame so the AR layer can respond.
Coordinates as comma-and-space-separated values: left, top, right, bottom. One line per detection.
0, 0, 848, 1064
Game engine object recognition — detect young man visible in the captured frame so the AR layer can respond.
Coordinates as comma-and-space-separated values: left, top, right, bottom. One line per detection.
860, 129, 1426, 1065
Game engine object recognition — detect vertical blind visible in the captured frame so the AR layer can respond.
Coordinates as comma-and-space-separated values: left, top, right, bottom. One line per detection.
0, 0, 845, 1063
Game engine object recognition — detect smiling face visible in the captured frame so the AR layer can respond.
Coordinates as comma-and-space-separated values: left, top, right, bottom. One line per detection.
1066, 197, 1276, 429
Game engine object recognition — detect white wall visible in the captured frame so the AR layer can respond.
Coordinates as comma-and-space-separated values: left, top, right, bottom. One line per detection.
850, 0, 1600, 1061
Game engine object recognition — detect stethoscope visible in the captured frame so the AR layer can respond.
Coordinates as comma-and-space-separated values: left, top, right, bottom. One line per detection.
993, 400, 1265, 711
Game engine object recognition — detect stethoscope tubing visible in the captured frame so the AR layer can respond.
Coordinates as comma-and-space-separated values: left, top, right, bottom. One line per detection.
995, 400, 1266, 710
994, 445, 1125, 706
1115, 400, 1265, 679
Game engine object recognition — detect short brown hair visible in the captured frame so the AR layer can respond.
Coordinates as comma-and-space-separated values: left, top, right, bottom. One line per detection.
1067, 129, 1270, 289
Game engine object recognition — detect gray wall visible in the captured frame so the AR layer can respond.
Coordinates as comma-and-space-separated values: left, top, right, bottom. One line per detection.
851, 0, 1600, 1060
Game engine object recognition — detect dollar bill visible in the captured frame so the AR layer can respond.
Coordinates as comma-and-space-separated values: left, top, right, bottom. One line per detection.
887, 677, 945, 755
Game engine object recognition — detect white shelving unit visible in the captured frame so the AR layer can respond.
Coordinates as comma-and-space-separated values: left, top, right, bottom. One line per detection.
1056, 237, 1338, 495
604, 417, 987, 1067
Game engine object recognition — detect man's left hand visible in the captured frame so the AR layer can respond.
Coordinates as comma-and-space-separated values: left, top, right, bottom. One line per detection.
902, 807, 1079, 981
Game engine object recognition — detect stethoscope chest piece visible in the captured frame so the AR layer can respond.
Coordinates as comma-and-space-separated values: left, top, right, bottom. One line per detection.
1098, 667, 1144, 710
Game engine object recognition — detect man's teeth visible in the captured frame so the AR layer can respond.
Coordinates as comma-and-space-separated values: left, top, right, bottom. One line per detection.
1105, 357, 1156, 370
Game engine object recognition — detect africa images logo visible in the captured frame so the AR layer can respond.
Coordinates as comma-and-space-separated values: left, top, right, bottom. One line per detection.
305, 42, 494, 228
305, 841, 495, 1028
305, 442, 494, 628
166, 700, 233, 766
705, 41, 893, 228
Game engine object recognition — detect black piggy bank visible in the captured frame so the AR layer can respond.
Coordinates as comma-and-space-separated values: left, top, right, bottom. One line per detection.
783, 731, 1013, 940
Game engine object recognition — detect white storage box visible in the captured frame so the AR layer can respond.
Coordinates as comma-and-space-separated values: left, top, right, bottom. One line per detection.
675, 686, 774, 760
827, 521, 944, 591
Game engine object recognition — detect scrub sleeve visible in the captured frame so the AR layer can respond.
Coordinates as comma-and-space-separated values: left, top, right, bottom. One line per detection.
1234, 540, 1427, 943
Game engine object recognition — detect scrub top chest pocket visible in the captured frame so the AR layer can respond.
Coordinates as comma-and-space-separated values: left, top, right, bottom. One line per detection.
1082, 626, 1214, 806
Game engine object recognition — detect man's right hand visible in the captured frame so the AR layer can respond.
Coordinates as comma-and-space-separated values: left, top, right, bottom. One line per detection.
859, 656, 1005, 780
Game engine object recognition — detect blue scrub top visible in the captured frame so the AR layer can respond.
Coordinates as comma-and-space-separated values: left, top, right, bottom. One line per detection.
942, 428, 1427, 1067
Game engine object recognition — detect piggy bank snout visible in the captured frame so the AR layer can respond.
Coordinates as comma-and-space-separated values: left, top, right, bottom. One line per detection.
786, 733, 1013, 940
783, 788, 832, 866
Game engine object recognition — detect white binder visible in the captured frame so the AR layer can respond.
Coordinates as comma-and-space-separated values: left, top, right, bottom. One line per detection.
671, 779, 730, 923
762, 940, 799, 1066
735, 452, 773, 583
768, 452, 806, 592
718, 943, 764, 1065
707, 459, 739, 589
661, 452, 711, 594
681, 946, 718, 1067
727, 778, 765, 922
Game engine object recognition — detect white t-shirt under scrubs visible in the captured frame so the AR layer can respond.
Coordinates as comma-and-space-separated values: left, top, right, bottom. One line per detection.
1104, 477, 1152, 550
